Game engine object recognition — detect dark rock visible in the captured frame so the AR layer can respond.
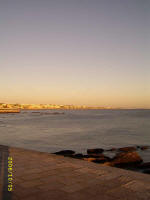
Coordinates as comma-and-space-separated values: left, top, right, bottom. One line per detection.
136, 145, 140, 149
138, 162, 150, 169
104, 152, 143, 167
83, 155, 111, 164
92, 159, 107, 164
143, 169, 150, 174
84, 153, 105, 158
54, 150, 75, 156
140, 146, 150, 150
118, 146, 137, 152
92, 156, 111, 164
87, 148, 104, 154
89, 154, 101, 158
136, 145, 150, 150
72, 154, 84, 159
83, 153, 110, 159
83, 155, 91, 158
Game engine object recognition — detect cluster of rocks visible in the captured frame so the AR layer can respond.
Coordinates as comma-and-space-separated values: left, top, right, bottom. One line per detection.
54, 146, 150, 174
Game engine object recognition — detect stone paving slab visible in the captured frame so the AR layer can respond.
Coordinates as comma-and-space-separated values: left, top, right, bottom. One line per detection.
0, 145, 150, 200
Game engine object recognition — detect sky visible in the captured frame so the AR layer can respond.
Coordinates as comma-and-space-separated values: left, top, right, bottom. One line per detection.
0, 0, 150, 108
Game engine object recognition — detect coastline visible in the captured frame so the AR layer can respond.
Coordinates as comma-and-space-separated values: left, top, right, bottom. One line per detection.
54, 146, 150, 175
0, 109, 149, 175
1, 103, 150, 110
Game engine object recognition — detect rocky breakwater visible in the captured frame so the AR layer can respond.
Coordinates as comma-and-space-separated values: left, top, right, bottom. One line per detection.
54, 145, 150, 174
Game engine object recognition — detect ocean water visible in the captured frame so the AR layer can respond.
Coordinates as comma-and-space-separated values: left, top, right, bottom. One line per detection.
0, 109, 150, 160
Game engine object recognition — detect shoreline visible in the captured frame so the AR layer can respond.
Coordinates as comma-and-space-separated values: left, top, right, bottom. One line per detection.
0, 143, 149, 175
54, 145, 150, 175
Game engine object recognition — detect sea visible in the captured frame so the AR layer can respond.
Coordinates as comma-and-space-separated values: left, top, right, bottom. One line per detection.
0, 109, 150, 162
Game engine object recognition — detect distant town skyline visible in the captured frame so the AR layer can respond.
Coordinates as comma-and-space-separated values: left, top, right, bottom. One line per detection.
0, 103, 148, 109
0, 103, 149, 110
1, 0, 150, 108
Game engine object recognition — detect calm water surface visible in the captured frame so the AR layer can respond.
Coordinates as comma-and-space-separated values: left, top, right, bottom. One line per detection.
0, 109, 150, 160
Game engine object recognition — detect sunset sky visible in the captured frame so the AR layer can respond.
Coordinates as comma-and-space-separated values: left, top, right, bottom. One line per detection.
0, 0, 150, 108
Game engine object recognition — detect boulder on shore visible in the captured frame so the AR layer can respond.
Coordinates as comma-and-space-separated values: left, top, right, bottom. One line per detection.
143, 169, 150, 174
87, 148, 104, 154
83, 154, 110, 163
84, 153, 105, 158
118, 146, 137, 152
103, 152, 143, 167
138, 162, 150, 169
71, 154, 84, 159
54, 150, 75, 156
140, 146, 150, 150
92, 157, 110, 164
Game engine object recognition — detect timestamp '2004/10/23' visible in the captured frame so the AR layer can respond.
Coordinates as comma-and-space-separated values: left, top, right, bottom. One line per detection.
8, 157, 13, 192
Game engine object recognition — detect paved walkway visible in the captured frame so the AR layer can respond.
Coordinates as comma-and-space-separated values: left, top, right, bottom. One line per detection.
0, 145, 150, 200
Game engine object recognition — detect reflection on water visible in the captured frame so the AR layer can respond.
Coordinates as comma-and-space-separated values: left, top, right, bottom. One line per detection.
0, 109, 149, 155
